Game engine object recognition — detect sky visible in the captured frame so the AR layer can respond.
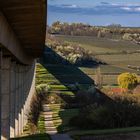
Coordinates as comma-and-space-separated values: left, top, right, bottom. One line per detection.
48, 0, 140, 27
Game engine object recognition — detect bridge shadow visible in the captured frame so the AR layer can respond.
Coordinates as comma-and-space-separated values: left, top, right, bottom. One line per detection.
39, 46, 114, 133
39, 46, 112, 105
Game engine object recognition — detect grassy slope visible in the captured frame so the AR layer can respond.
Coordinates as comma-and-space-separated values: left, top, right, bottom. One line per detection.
36, 63, 94, 95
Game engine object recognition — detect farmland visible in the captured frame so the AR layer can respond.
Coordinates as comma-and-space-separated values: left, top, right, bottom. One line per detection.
56, 35, 140, 54
56, 36, 140, 73
54, 35, 140, 85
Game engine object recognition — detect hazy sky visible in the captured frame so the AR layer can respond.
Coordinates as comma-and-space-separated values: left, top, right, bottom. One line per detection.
48, 0, 140, 27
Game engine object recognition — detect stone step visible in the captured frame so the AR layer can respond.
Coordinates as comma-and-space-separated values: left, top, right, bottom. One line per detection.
47, 131, 57, 135
45, 126, 56, 129
43, 108, 51, 112
45, 128, 57, 132
45, 123, 55, 127
43, 105, 50, 107
43, 104, 59, 136
45, 120, 54, 125
42, 111, 53, 114
44, 114, 53, 117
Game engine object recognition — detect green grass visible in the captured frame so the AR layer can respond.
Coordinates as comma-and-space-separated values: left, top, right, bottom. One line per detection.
11, 134, 50, 140
36, 63, 117, 89
50, 104, 79, 132
37, 115, 46, 134
70, 127, 140, 140
48, 91, 75, 96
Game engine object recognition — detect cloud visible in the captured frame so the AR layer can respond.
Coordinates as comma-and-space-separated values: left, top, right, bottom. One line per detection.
121, 7, 132, 11
121, 6, 140, 12
134, 7, 140, 11
62, 4, 78, 8
48, 3, 140, 15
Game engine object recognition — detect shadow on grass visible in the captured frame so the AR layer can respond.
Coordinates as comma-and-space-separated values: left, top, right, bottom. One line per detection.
11, 133, 50, 140
39, 46, 113, 132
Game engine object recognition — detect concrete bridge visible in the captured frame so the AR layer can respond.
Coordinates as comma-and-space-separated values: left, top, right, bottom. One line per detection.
0, 1, 46, 139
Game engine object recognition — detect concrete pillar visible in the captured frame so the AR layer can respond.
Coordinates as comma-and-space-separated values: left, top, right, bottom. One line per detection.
23, 66, 27, 129
26, 66, 31, 116
10, 61, 16, 138
24, 66, 30, 126
23, 66, 28, 127
1, 57, 11, 140
18, 65, 22, 135
23, 66, 26, 127
15, 64, 19, 136
21, 65, 24, 134
0, 49, 2, 139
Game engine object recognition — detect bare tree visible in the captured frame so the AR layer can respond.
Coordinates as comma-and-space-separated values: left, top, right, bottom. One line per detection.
95, 66, 103, 89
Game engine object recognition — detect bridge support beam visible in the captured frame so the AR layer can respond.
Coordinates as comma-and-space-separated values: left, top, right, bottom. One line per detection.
1, 57, 11, 140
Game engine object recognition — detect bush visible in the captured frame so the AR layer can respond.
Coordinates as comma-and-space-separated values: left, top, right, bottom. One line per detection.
70, 97, 140, 129
118, 72, 139, 90
75, 87, 112, 107
46, 93, 66, 104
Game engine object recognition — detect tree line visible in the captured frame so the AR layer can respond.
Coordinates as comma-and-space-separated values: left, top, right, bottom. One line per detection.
48, 21, 140, 40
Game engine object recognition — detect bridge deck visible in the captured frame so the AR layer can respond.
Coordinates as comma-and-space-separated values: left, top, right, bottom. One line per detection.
0, 0, 46, 57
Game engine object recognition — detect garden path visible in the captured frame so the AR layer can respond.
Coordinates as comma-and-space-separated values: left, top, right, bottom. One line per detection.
43, 104, 72, 140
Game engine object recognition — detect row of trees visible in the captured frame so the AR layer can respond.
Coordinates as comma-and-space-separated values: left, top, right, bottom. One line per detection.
48, 21, 140, 40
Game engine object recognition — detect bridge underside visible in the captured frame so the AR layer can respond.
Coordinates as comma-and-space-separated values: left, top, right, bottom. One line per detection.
0, 0, 46, 64
0, 0, 46, 139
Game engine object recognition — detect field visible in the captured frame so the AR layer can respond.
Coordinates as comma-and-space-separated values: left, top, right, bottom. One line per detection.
54, 35, 140, 85
56, 35, 140, 54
